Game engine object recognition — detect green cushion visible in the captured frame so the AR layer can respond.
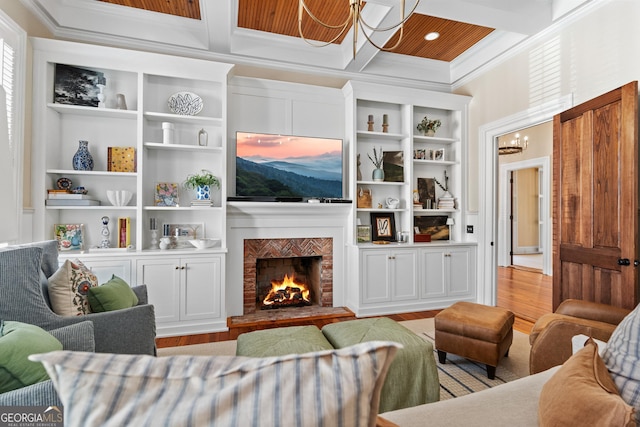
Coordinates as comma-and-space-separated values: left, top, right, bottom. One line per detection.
0, 320, 63, 393
236, 325, 334, 357
322, 317, 440, 413
88, 275, 138, 313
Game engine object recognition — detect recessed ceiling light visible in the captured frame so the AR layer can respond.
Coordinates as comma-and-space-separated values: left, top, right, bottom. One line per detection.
425, 32, 440, 41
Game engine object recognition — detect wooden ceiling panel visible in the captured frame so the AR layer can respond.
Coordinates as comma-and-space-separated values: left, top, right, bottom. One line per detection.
98, 0, 201, 20
384, 14, 494, 61
238, 0, 352, 44
98, 0, 495, 61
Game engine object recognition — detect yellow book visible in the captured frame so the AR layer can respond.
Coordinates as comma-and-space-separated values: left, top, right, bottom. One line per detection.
108, 147, 136, 172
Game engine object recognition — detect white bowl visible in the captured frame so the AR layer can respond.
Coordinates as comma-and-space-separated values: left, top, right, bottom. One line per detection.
188, 238, 220, 250
106, 190, 133, 206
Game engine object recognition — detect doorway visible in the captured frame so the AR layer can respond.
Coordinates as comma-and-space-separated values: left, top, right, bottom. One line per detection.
477, 95, 572, 305
498, 156, 551, 275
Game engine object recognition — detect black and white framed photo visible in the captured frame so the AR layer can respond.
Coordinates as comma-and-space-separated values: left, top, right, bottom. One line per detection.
54, 64, 104, 107
433, 148, 445, 161
370, 212, 396, 241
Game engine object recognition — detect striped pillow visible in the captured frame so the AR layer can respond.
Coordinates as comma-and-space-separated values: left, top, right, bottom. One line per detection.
31, 341, 400, 427
603, 303, 640, 423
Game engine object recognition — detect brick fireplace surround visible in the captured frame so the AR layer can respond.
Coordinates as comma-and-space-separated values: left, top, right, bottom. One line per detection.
243, 237, 333, 315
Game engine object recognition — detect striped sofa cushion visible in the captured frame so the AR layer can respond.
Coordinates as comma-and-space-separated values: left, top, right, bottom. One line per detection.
31, 341, 400, 427
603, 303, 640, 423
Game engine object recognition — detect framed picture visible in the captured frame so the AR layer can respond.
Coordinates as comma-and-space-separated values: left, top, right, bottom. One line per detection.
54, 64, 104, 107
382, 150, 404, 182
155, 182, 179, 206
433, 148, 445, 161
54, 224, 85, 251
413, 149, 426, 159
417, 177, 436, 209
370, 212, 396, 241
163, 223, 204, 248
357, 225, 372, 243
414, 216, 449, 240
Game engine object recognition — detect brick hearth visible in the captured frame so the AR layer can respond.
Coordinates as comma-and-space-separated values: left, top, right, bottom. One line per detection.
243, 237, 333, 315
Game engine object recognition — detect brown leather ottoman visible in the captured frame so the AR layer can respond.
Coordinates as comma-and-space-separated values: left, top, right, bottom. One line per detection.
434, 301, 515, 379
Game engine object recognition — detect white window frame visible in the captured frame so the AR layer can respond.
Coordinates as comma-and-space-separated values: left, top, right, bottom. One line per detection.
0, 10, 26, 244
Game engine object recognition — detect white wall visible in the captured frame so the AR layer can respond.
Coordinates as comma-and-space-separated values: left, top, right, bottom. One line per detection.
459, 0, 640, 212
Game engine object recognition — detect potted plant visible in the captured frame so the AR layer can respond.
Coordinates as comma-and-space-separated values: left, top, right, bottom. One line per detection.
367, 146, 385, 181
183, 170, 220, 201
417, 116, 442, 136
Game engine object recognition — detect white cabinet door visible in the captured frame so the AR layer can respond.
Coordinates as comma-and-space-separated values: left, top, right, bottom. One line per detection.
181, 256, 222, 321
448, 247, 475, 297
137, 258, 181, 323
361, 250, 391, 304
77, 258, 132, 286
391, 249, 419, 300
419, 246, 476, 299
420, 250, 447, 298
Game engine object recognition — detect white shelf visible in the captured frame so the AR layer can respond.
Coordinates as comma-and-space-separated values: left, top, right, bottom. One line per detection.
46, 169, 137, 177
413, 135, 458, 144
357, 180, 407, 186
143, 206, 224, 211
144, 142, 223, 153
45, 206, 136, 210
357, 208, 408, 213
144, 111, 223, 125
356, 130, 406, 140
48, 103, 137, 119
413, 208, 456, 215
412, 159, 457, 166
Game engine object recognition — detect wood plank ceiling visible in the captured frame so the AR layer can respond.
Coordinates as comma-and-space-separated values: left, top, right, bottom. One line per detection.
99, 0, 494, 62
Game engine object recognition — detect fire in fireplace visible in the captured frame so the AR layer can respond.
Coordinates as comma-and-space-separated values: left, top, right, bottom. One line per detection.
256, 255, 321, 311
261, 273, 311, 309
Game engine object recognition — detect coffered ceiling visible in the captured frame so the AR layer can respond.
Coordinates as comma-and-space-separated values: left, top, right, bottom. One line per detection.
21, 0, 593, 89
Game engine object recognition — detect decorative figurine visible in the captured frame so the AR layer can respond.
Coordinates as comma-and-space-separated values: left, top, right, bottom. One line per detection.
100, 216, 110, 248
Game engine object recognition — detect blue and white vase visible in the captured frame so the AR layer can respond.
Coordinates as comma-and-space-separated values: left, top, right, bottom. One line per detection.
72, 140, 94, 171
196, 184, 211, 201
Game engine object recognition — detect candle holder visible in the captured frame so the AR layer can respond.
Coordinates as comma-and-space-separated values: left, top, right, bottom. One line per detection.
367, 114, 374, 132
382, 114, 389, 133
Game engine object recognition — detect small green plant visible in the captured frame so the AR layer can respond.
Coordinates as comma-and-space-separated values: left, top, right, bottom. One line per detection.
416, 116, 442, 134
368, 146, 384, 169
183, 169, 220, 189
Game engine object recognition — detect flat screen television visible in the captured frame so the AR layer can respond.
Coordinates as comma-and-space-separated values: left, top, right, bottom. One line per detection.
234, 131, 343, 200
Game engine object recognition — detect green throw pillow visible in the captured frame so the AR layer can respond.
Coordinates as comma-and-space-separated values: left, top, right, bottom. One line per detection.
88, 275, 138, 313
0, 320, 63, 393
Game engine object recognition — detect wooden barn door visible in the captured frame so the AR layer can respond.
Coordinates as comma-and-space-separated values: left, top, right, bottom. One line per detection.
553, 81, 639, 310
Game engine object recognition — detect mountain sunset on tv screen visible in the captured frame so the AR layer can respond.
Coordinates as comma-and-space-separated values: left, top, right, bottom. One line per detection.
235, 132, 343, 198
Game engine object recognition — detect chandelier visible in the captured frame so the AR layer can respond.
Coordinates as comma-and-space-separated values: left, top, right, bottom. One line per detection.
498, 133, 529, 155
298, 0, 420, 59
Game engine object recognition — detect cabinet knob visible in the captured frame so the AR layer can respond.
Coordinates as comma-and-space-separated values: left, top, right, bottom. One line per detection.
181, 266, 186, 270
175, 266, 180, 270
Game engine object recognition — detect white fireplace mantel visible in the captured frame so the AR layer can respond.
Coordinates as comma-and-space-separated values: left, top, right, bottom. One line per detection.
226, 202, 352, 317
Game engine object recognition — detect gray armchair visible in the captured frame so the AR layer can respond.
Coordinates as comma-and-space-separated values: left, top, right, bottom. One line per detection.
0, 321, 95, 406
0, 240, 157, 355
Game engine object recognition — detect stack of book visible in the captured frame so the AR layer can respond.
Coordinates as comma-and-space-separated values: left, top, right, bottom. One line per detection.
46, 190, 100, 206
437, 196, 455, 210
191, 200, 213, 207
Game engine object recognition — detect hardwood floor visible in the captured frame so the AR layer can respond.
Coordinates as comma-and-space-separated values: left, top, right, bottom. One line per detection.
156, 267, 551, 348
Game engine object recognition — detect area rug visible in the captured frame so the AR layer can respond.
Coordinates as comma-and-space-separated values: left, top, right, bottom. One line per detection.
158, 317, 531, 401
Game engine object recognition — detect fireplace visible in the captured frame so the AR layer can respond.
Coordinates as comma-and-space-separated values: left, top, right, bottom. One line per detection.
243, 238, 333, 315
256, 256, 321, 310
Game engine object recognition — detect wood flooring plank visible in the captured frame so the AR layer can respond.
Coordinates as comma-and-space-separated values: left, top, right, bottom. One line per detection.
156, 267, 550, 348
